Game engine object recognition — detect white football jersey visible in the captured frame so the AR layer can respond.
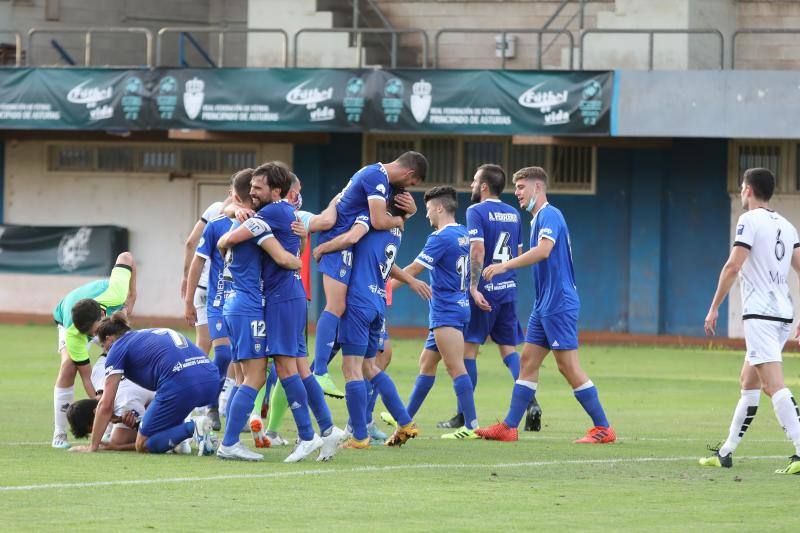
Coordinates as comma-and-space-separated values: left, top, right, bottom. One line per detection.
91, 356, 155, 420
198, 201, 224, 288
734, 207, 799, 322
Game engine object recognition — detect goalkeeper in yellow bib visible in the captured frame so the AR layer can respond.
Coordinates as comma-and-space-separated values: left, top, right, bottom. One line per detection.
52, 251, 137, 449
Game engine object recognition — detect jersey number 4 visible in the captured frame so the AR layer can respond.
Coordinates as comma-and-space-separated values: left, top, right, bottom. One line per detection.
492, 231, 512, 263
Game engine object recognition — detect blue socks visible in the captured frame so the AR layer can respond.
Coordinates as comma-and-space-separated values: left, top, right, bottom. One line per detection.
225, 385, 239, 421
211, 344, 232, 408
574, 381, 609, 427
407, 374, 435, 419
453, 374, 478, 430
222, 385, 257, 447
365, 379, 378, 424
282, 374, 314, 441
145, 421, 194, 453
371, 372, 411, 427
502, 352, 520, 381
504, 380, 537, 428
265, 364, 277, 403
313, 311, 340, 376
302, 375, 333, 435
464, 358, 478, 390
345, 379, 368, 440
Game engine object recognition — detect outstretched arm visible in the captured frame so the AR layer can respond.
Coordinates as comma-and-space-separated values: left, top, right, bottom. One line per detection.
312, 223, 368, 261
389, 264, 431, 300
71, 373, 121, 453
184, 255, 206, 325
390, 261, 426, 290
483, 238, 554, 281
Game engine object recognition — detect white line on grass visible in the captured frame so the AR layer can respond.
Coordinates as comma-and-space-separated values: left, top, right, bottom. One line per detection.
0, 455, 787, 493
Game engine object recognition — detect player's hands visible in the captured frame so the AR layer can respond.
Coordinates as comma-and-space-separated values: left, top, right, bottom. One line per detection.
704, 307, 718, 336
482, 263, 507, 282
471, 287, 492, 312
394, 192, 417, 217
69, 445, 93, 453
409, 279, 432, 301
120, 410, 139, 429
234, 207, 255, 223
184, 300, 197, 326
291, 219, 308, 241
312, 244, 327, 262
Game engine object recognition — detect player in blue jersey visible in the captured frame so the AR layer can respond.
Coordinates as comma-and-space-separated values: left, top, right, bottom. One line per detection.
478, 166, 614, 444
69, 313, 218, 455
322, 206, 431, 449
386, 186, 481, 440
311, 152, 427, 399
221, 164, 346, 462
438, 164, 542, 432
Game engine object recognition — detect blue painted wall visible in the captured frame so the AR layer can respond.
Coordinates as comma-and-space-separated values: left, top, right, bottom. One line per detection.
295, 137, 730, 337
0, 141, 4, 222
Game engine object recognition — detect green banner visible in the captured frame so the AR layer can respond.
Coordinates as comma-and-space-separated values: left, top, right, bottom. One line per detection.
0, 68, 611, 135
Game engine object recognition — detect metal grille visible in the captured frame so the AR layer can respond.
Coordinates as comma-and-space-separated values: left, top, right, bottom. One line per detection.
737, 144, 781, 186
221, 150, 257, 173
551, 146, 594, 191
97, 147, 134, 172
463, 141, 504, 183
50, 146, 93, 170
421, 137, 457, 184
509, 144, 547, 176
181, 149, 219, 173
375, 139, 416, 165
139, 148, 178, 171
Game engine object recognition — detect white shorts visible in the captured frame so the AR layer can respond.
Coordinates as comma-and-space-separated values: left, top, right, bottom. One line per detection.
57, 324, 67, 353
194, 287, 208, 326
743, 319, 791, 366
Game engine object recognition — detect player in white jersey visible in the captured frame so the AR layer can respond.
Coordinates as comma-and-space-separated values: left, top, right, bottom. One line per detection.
65, 355, 156, 451
702, 168, 800, 474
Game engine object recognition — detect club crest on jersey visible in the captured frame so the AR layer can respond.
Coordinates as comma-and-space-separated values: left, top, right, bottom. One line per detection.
215, 321, 222, 332
254, 343, 261, 352
339, 268, 347, 278
737, 224, 744, 235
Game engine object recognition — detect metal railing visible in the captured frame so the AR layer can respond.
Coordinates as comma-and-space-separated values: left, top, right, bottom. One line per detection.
27, 27, 153, 67
434, 28, 574, 69
294, 27, 428, 68
0, 31, 23, 66
579, 28, 725, 70
731, 28, 800, 69
352, 0, 398, 64
156, 27, 288, 67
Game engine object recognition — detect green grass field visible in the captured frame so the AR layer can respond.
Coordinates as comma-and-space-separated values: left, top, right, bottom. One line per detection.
1, 323, 799, 531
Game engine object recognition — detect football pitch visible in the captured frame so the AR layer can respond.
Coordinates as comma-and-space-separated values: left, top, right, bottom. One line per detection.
1, 323, 798, 531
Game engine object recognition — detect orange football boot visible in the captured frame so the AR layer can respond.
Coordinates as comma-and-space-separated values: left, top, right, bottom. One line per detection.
474, 422, 518, 442
574, 426, 616, 444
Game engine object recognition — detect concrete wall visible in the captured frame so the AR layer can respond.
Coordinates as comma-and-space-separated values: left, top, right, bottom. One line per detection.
0, 139, 292, 319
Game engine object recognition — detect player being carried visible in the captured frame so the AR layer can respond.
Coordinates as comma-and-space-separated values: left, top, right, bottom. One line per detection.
701, 168, 800, 474
386, 186, 480, 440
311, 152, 426, 398
69, 314, 218, 455
437, 164, 542, 432
51, 251, 136, 449
477, 167, 614, 444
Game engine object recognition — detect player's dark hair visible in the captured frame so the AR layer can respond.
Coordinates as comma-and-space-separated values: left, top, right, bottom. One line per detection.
512, 166, 549, 188
71, 298, 103, 335
424, 185, 457, 215
96, 311, 131, 344
388, 188, 406, 217
231, 168, 254, 201
743, 168, 775, 201
66, 398, 98, 439
477, 164, 506, 196
395, 151, 428, 182
253, 162, 293, 198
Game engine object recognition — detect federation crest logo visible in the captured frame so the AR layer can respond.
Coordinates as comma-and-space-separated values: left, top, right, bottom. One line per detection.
183, 77, 205, 120
124, 76, 142, 94
159, 76, 177, 94
346, 77, 364, 96
410, 79, 432, 123
582, 80, 602, 100
384, 78, 404, 98
57, 227, 92, 272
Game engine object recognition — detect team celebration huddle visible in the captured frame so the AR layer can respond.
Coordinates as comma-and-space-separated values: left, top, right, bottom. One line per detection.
48, 153, 800, 473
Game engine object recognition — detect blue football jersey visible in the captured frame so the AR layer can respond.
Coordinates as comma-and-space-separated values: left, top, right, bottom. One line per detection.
195, 215, 234, 313
243, 199, 306, 302
222, 221, 265, 315
105, 329, 217, 391
348, 227, 402, 313
319, 163, 391, 244
466, 199, 522, 304
529, 203, 580, 316
415, 224, 471, 312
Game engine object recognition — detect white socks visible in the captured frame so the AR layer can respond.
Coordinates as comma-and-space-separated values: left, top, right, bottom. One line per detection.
771, 388, 800, 456
53, 386, 74, 435
719, 389, 760, 457
516, 380, 538, 392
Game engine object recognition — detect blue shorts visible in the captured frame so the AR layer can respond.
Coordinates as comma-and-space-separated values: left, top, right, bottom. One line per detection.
266, 298, 307, 358
224, 314, 266, 361
338, 305, 383, 358
464, 299, 523, 347
139, 373, 219, 437
318, 249, 353, 286
525, 308, 579, 351
424, 324, 466, 353
206, 312, 229, 342
429, 301, 470, 331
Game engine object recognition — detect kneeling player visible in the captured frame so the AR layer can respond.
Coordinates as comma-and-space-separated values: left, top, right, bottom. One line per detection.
70, 314, 219, 455
388, 186, 479, 439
